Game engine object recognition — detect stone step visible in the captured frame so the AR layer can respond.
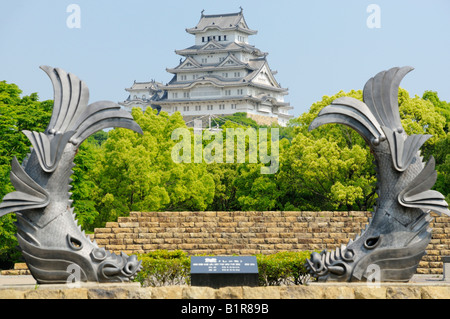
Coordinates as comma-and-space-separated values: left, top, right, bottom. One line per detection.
0, 269, 30, 276
14, 263, 28, 270
0, 263, 30, 276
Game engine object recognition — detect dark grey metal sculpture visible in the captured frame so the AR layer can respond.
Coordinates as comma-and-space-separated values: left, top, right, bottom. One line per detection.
0, 66, 143, 284
306, 66, 450, 282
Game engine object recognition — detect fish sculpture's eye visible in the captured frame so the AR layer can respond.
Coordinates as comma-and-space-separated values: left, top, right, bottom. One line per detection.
67, 234, 83, 251
364, 236, 381, 249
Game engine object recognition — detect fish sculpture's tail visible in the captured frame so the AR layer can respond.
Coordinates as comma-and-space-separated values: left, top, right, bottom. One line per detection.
0, 66, 143, 283
306, 67, 449, 282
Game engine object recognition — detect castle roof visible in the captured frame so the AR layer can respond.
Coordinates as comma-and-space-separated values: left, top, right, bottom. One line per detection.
125, 80, 162, 92
186, 9, 257, 35
175, 40, 267, 57
163, 58, 288, 94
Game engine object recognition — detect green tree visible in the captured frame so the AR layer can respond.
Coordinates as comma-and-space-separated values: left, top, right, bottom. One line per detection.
280, 131, 376, 211
0, 82, 52, 197
210, 112, 261, 128
279, 90, 377, 211
279, 88, 448, 211
399, 88, 447, 160
71, 135, 104, 232
422, 90, 450, 132
433, 132, 450, 203
234, 163, 282, 211
203, 119, 284, 211
205, 162, 240, 211
91, 108, 215, 227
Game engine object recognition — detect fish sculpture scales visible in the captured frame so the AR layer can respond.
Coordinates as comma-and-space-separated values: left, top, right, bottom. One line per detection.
306, 66, 450, 282
0, 66, 143, 284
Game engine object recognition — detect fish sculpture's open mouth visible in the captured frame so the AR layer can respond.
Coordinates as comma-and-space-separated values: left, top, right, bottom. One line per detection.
305, 245, 354, 281
94, 249, 143, 282
0, 66, 144, 284
306, 66, 449, 282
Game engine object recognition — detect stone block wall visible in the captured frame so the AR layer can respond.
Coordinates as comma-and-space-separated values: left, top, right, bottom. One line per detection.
92, 211, 450, 274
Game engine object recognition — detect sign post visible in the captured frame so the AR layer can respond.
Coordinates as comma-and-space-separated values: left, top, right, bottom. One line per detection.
190, 256, 258, 288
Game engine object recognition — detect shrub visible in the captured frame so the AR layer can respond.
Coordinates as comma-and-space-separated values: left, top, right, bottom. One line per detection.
134, 250, 190, 287
256, 251, 313, 286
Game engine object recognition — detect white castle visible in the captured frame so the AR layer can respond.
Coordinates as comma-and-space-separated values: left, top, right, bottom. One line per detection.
120, 9, 293, 126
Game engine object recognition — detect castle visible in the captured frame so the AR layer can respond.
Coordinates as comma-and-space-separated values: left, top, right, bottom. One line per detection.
120, 9, 293, 127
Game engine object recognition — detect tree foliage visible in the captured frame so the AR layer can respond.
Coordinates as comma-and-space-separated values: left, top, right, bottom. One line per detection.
90, 108, 215, 229
278, 90, 377, 211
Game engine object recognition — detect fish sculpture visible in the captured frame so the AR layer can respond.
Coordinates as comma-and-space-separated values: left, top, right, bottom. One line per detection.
0, 66, 143, 284
306, 66, 450, 282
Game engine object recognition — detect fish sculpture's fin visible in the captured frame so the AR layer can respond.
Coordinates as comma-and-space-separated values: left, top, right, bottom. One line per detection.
309, 96, 385, 145
362, 66, 414, 133
309, 66, 429, 173
22, 130, 75, 173
0, 157, 50, 217
68, 100, 143, 145
309, 66, 415, 147
398, 156, 450, 216
39, 65, 143, 146
382, 126, 431, 172
40, 66, 90, 136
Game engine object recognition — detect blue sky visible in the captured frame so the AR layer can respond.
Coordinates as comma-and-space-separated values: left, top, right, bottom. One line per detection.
0, 0, 449, 117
